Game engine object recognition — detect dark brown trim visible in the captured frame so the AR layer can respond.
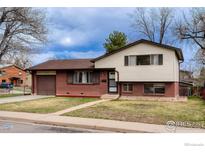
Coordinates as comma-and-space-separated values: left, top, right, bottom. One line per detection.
92, 39, 184, 62
31, 72, 35, 94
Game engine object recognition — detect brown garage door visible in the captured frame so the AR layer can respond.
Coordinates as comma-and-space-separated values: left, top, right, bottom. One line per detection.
37, 75, 56, 95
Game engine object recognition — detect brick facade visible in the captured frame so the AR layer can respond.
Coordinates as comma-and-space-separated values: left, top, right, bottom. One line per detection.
32, 70, 179, 97
0, 65, 27, 86
55, 70, 108, 97
120, 82, 179, 97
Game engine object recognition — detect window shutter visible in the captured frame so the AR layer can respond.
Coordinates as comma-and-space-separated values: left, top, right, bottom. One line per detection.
124, 56, 128, 66
159, 55, 163, 65
92, 71, 100, 84
67, 71, 74, 84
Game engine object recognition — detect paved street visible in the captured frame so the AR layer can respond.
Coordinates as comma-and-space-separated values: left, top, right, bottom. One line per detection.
0, 119, 105, 133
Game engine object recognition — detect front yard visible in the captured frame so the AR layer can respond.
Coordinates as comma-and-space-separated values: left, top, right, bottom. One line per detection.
64, 97, 205, 127
0, 97, 97, 113
0, 94, 23, 98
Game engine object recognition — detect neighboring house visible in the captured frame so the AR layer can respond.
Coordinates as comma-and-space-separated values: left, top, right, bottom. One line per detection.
29, 39, 184, 97
0, 64, 27, 87
179, 70, 193, 96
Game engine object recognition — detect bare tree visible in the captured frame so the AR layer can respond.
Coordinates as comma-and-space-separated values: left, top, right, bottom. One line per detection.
0, 7, 47, 62
175, 8, 205, 65
131, 8, 174, 44
3, 49, 32, 69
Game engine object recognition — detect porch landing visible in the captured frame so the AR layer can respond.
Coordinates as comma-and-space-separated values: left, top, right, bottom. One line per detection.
101, 94, 119, 100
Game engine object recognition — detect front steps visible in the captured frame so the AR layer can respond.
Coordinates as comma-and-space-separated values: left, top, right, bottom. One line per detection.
101, 94, 119, 100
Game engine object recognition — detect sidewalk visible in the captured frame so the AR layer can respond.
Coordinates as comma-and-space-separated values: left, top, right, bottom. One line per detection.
0, 110, 205, 133
0, 95, 52, 104
52, 99, 110, 115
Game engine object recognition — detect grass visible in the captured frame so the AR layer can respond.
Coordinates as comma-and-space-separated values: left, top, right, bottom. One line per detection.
0, 97, 97, 113
0, 93, 23, 98
64, 97, 205, 127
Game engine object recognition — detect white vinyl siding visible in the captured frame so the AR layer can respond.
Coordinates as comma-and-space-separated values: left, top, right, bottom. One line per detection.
95, 43, 179, 82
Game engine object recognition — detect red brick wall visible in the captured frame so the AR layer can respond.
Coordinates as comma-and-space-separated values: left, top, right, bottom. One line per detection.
55, 70, 108, 97
32, 70, 179, 98
120, 82, 179, 97
0, 65, 27, 86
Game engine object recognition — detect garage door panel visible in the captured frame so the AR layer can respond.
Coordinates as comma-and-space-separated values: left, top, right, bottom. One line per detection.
37, 76, 56, 95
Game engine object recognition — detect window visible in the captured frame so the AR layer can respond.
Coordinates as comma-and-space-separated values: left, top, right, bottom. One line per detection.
73, 71, 93, 84
137, 55, 150, 65
128, 56, 137, 66
125, 54, 163, 66
144, 83, 165, 94
2, 79, 6, 83
0, 70, 6, 76
123, 83, 133, 92
150, 54, 163, 65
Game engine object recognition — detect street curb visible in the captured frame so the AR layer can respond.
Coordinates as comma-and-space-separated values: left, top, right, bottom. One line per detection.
1, 111, 205, 133
0, 116, 145, 133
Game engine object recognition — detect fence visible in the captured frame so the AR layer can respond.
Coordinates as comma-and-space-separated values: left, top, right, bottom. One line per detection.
0, 86, 31, 95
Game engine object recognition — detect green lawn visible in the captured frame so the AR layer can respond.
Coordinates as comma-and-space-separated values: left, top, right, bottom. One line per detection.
0, 94, 23, 98
64, 97, 205, 127
0, 97, 97, 113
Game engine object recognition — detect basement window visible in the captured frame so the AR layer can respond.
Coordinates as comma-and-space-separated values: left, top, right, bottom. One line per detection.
123, 83, 133, 92
144, 83, 165, 94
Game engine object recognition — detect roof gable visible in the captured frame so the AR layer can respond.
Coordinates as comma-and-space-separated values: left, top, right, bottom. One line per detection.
92, 39, 184, 62
0, 64, 25, 71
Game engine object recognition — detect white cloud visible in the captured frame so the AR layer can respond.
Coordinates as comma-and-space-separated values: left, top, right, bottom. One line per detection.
60, 37, 73, 46
30, 52, 55, 65
46, 8, 136, 48
29, 50, 104, 65
67, 50, 104, 59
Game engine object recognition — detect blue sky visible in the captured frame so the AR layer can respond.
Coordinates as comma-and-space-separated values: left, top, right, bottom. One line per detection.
31, 7, 195, 65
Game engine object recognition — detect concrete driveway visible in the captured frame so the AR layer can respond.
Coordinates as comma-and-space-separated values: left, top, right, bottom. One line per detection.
0, 95, 53, 104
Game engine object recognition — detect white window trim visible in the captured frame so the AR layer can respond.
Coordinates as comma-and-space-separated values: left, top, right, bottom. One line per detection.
73, 71, 93, 84
126, 54, 163, 66
122, 83, 133, 92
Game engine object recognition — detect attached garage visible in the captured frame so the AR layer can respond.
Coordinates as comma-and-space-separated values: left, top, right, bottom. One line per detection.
36, 71, 56, 95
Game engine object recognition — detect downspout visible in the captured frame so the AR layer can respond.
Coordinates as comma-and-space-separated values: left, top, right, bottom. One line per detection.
115, 70, 121, 99
179, 60, 184, 97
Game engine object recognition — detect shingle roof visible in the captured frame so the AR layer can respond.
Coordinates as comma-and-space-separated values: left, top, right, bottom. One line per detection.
28, 59, 94, 70
29, 39, 184, 71
92, 39, 184, 62
0, 64, 13, 69
0, 64, 25, 70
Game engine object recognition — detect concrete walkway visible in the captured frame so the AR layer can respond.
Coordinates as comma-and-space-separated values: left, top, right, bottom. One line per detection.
0, 110, 205, 133
52, 99, 110, 115
0, 95, 53, 104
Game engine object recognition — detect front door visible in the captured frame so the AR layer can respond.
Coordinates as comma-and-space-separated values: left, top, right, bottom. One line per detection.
108, 71, 117, 93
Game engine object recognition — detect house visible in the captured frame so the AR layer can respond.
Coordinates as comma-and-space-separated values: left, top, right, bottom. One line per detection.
179, 70, 193, 96
28, 39, 184, 98
0, 64, 28, 87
